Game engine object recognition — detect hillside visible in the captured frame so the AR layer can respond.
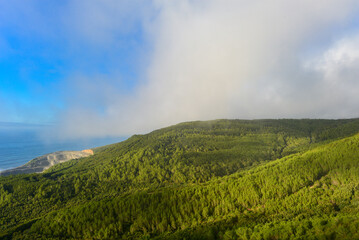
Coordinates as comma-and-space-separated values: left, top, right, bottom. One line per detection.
1, 119, 359, 239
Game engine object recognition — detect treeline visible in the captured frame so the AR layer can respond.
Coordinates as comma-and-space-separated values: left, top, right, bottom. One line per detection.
5, 134, 359, 239
1, 119, 359, 239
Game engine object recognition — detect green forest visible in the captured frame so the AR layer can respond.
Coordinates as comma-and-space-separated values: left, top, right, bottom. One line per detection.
1, 119, 359, 239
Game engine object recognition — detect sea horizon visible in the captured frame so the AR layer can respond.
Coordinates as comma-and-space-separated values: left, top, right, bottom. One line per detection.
0, 122, 126, 171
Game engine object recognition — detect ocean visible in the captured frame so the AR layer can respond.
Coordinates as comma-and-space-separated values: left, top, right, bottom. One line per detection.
0, 124, 125, 171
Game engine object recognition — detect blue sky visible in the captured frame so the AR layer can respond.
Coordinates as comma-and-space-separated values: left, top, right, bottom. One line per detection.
1, 1, 359, 139
0, 0, 150, 124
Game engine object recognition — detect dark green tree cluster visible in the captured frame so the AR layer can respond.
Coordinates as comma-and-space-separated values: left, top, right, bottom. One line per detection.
1, 118, 359, 239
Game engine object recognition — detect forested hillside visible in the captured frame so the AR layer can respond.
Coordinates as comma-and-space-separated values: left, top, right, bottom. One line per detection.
1, 119, 359, 239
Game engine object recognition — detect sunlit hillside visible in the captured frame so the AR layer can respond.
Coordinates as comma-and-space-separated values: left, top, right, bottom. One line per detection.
1, 119, 359, 239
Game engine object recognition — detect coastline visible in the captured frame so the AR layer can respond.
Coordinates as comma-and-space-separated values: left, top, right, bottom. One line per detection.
0, 149, 94, 176
0, 126, 126, 172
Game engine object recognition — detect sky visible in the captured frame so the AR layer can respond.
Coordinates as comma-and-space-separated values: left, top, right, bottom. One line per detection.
0, 0, 359, 139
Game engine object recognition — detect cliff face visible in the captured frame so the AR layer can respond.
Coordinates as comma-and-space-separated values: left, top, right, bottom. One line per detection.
0, 150, 93, 176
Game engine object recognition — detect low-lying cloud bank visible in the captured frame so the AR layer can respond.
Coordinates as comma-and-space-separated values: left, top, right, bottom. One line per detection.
53, 0, 359, 139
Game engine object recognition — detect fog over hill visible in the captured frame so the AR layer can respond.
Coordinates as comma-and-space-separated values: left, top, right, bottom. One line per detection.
3, 1, 358, 139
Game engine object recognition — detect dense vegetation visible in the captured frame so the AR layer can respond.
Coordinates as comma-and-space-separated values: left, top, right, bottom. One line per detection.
1, 119, 359, 239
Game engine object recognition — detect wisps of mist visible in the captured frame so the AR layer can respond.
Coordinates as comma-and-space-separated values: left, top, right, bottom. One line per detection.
35, 1, 359, 139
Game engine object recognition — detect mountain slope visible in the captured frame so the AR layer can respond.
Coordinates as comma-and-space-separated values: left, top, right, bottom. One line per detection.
43, 119, 359, 190
1, 119, 359, 239
16, 133, 359, 239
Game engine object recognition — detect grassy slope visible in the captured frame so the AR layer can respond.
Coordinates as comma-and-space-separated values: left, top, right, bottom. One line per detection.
1, 119, 359, 239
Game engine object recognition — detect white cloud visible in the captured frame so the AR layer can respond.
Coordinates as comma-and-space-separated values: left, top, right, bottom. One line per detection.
304, 34, 359, 117
52, 0, 359, 139
311, 34, 359, 83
